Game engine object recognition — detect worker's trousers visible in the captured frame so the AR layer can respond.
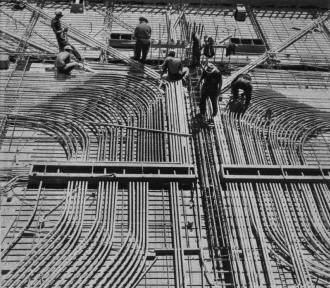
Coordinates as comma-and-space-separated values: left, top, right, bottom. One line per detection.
134, 39, 150, 63
200, 90, 219, 117
191, 52, 201, 68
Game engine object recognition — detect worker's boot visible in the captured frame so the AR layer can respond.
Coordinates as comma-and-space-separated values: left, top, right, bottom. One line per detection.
207, 120, 215, 127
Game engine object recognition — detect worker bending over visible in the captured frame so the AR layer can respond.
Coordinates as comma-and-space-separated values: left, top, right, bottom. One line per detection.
51, 9, 82, 61
161, 50, 188, 82
199, 63, 222, 119
133, 17, 151, 64
55, 45, 81, 75
231, 73, 253, 107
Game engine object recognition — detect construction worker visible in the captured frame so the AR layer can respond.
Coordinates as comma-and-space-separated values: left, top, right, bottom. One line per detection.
161, 50, 188, 82
51, 9, 82, 61
133, 17, 151, 64
199, 63, 222, 119
225, 42, 236, 57
191, 31, 201, 69
231, 73, 253, 107
201, 36, 215, 63
55, 45, 80, 75
12, 1, 26, 10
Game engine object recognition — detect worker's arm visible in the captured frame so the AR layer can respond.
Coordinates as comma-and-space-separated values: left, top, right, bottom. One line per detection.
231, 80, 239, 100
161, 58, 168, 77
217, 72, 223, 94
178, 62, 183, 73
198, 70, 205, 86
210, 45, 215, 57
245, 82, 253, 97
134, 26, 138, 39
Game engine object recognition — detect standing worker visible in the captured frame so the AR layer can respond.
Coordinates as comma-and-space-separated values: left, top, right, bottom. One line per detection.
191, 31, 201, 69
55, 45, 81, 75
51, 9, 82, 61
161, 50, 188, 82
133, 17, 152, 64
201, 36, 215, 64
199, 62, 222, 120
231, 73, 253, 107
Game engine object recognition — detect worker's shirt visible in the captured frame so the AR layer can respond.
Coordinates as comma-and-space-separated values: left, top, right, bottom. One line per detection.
201, 69, 222, 96
134, 23, 151, 43
202, 43, 215, 58
55, 51, 70, 68
226, 43, 236, 57
51, 17, 67, 43
162, 56, 183, 76
51, 17, 63, 35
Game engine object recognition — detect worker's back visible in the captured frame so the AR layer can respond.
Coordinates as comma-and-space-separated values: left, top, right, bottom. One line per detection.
134, 22, 151, 42
232, 75, 252, 91
231, 74, 253, 106
163, 56, 182, 75
55, 51, 70, 68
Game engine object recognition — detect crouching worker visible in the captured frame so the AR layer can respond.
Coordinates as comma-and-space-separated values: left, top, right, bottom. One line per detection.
161, 50, 189, 82
199, 63, 222, 120
55, 45, 80, 75
231, 73, 252, 107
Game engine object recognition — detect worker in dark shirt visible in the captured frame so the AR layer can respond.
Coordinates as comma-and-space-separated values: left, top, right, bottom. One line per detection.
51, 9, 82, 61
133, 17, 151, 64
226, 42, 236, 57
202, 36, 215, 62
55, 45, 80, 75
161, 50, 188, 82
199, 63, 222, 119
231, 73, 253, 107
12, 1, 26, 10
191, 31, 201, 69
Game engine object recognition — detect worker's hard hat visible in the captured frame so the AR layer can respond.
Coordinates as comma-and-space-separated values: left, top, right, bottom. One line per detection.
64, 45, 73, 51
55, 9, 63, 16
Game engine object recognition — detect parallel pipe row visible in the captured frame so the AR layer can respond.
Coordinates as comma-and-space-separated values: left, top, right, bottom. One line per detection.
190, 69, 330, 287
1, 68, 192, 164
